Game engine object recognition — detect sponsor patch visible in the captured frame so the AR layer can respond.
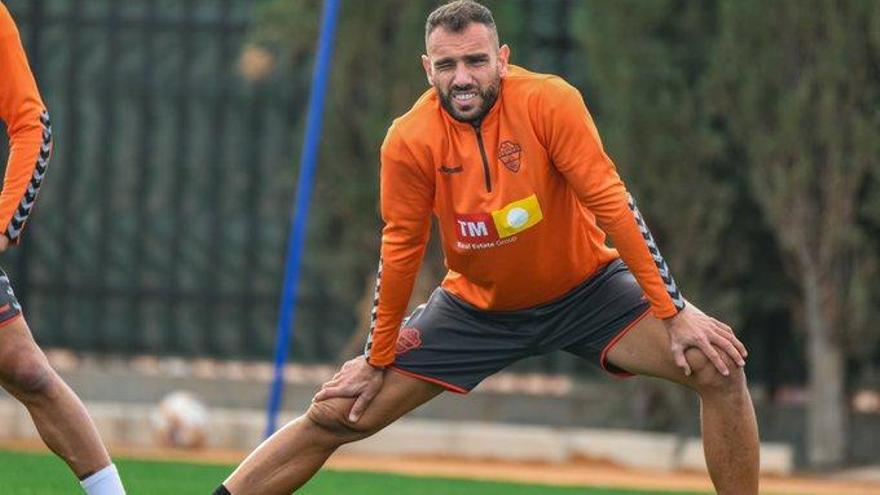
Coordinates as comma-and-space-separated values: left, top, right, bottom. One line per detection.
453, 194, 543, 250
491, 194, 543, 238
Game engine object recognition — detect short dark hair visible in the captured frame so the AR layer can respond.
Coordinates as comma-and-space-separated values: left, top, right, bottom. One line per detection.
425, 1, 498, 47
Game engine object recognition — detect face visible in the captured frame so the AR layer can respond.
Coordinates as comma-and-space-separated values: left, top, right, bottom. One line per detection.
422, 23, 510, 123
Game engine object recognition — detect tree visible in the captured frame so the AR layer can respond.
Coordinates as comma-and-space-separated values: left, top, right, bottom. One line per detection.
707, 0, 880, 466
570, 0, 744, 324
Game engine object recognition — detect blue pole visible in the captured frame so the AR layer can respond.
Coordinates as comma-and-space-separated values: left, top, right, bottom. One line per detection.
265, 0, 341, 438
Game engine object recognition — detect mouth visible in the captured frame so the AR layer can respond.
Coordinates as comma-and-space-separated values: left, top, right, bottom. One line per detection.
439, 78, 499, 123
453, 91, 478, 102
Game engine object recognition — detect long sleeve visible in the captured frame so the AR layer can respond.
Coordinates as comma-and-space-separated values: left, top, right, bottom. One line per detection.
364, 128, 433, 367
0, 3, 52, 244
541, 79, 684, 319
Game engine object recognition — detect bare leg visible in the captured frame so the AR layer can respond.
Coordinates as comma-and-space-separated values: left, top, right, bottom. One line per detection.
0, 317, 112, 478
223, 370, 442, 494
606, 309, 760, 495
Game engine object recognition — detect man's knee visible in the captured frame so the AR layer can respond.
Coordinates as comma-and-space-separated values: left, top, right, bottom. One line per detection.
0, 349, 55, 399
306, 398, 383, 444
685, 347, 745, 395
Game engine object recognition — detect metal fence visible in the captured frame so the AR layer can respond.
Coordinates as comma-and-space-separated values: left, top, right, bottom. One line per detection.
2, 0, 310, 359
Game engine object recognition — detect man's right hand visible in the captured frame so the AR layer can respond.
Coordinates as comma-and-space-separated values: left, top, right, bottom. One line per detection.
313, 356, 385, 423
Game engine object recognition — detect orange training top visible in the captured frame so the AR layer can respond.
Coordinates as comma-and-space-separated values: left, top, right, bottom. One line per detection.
365, 65, 684, 367
0, 2, 52, 244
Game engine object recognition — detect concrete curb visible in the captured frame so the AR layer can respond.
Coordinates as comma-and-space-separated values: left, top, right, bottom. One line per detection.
0, 398, 793, 474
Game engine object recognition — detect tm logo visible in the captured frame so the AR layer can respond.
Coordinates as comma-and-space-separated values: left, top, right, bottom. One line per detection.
453, 212, 499, 242
458, 220, 489, 238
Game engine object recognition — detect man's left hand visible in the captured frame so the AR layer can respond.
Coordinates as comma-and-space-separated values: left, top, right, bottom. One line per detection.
0, 235, 9, 253
663, 304, 747, 377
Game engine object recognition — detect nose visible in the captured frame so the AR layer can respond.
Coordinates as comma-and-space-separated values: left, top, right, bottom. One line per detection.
451, 62, 472, 88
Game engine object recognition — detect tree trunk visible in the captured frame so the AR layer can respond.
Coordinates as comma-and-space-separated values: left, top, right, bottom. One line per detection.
803, 271, 847, 467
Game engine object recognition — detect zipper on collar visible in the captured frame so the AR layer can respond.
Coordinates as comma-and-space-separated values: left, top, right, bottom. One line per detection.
472, 121, 492, 193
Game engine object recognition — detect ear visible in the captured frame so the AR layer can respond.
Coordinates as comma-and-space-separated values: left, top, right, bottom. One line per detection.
498, 44, 511, 78
421, 54, 434, 86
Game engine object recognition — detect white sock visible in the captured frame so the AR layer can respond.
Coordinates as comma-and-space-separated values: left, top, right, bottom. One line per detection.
80, 463, 126, 495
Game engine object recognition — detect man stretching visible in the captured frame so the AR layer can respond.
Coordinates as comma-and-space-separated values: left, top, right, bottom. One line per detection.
217, 2, 759, 493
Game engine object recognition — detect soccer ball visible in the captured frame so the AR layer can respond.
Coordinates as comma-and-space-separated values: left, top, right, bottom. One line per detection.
151, 390, 209, 449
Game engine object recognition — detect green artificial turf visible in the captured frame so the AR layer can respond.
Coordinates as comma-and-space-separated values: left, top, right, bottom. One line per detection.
0, 449, 707, 494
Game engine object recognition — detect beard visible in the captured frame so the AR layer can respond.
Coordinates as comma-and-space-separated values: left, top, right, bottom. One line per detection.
437, 75, 501, 124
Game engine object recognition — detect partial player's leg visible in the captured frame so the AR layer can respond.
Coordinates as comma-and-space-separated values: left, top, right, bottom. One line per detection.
0, 267, 124, 494
0, 316, 115, 479
604, 311, 759, 495
222, 368, 442, 494
220, 286, 531, 494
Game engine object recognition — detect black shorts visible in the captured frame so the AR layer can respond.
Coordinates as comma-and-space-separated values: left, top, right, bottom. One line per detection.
390, 259, 650, 393
0, 269, 22, 327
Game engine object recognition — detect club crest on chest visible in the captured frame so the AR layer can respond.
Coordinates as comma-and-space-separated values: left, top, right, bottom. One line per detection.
498, 140, 522, 172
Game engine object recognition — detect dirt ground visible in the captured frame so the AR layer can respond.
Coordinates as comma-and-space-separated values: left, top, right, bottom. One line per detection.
3, 440, 879, 495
